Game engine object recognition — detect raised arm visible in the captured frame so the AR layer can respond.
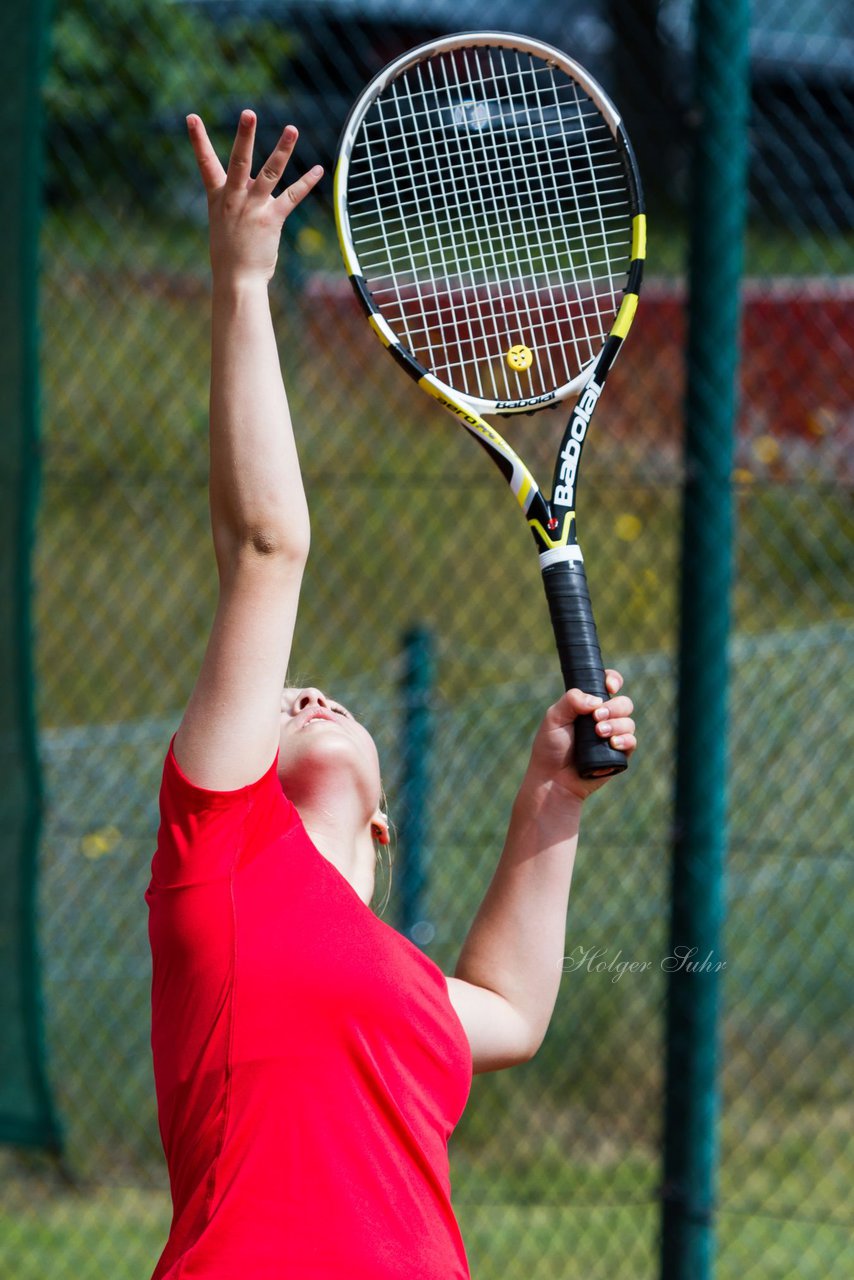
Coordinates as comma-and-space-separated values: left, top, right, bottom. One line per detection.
174, 111, 323, 790
447, 674, 637, 1073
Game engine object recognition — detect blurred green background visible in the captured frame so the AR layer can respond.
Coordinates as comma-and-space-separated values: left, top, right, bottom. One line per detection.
1, 1, 852, 1277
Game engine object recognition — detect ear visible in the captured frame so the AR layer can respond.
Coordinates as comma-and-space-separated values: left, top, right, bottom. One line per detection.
370, 810, 390, 846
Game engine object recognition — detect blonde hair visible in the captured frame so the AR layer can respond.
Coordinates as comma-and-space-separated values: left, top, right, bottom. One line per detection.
373, 788, 394, 917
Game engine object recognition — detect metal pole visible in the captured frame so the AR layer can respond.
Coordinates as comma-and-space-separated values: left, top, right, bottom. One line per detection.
398, 626, 435, 945
0, 0, 63, 1153
660, 1, 750, 1276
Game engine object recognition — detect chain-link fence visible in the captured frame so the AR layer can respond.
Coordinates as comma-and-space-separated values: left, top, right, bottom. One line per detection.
2, 0, 852, 1276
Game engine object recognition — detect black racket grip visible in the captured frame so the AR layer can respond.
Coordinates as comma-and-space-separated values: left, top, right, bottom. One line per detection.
542, 559, 628, 779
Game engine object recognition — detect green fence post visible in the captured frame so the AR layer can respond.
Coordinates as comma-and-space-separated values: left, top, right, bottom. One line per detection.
399, 626, 435, 945
660, 1, 750, 1276
0, 0, 62, 1152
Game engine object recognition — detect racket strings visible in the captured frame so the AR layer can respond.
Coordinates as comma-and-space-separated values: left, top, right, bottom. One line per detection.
411, 58, 503, 401
483, 47, 596, 387
438, 48, 550, 397
350, 58, 627, 259
566, 77, 621, 324
545, 75, 602, 359
473, 46, 588, 395
346, 46, 633, 403
349, 131, 622, 178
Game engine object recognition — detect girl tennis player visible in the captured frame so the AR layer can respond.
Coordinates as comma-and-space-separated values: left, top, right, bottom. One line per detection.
145, 112, 636, 1279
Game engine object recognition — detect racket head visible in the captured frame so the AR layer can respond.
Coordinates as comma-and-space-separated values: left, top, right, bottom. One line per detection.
335, 31, 645, 416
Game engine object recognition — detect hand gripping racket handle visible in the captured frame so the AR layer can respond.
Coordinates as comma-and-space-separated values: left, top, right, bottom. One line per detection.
541, 560, 628, 779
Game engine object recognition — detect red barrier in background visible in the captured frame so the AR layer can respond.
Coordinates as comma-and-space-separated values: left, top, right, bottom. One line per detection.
637, 279, 854, 441
304, 274, 853, 478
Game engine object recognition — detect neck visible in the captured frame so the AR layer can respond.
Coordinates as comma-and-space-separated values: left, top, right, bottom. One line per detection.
298, 800, 376, 905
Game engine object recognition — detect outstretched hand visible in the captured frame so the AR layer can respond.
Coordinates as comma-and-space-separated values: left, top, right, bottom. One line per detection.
187, 110, 323, 285
526, 671, 637, 803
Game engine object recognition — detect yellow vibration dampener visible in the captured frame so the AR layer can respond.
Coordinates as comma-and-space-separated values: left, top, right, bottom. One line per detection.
506, 344, 533, 371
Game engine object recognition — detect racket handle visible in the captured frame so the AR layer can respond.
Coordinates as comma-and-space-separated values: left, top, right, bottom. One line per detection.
541, 559, 628, 780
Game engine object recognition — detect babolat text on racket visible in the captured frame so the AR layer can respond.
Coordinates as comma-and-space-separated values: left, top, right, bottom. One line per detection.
334, 32, 645, 777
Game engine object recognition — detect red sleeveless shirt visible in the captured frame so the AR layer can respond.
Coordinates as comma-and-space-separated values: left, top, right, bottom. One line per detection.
145, 744, 472, 1278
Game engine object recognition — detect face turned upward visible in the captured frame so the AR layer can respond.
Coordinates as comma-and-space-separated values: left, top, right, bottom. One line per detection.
278, 687, 389, 845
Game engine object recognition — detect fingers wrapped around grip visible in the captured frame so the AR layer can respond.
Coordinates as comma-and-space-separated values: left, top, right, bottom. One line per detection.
541, 559, 628, 778
593, 695, 636, 750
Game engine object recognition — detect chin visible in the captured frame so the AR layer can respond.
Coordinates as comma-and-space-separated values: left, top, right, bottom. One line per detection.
279, 736, 379, 806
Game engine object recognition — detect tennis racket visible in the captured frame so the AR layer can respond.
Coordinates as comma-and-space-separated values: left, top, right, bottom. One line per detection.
334, 32, 645, 778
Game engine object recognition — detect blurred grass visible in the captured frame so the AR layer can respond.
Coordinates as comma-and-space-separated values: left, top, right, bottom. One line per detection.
3, 1135, 852, 1280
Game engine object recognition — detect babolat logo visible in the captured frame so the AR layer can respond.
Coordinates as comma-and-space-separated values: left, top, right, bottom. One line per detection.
496, 391, 556, 409
553, 378, 603, 507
